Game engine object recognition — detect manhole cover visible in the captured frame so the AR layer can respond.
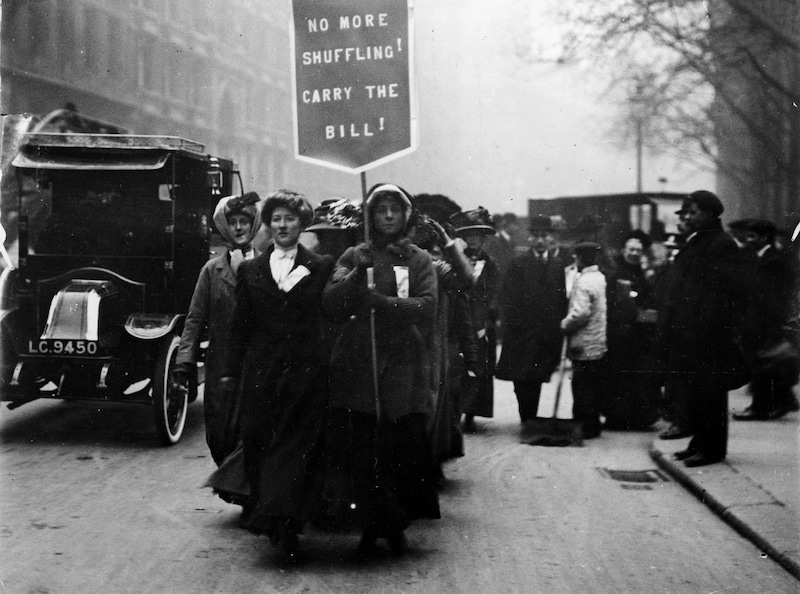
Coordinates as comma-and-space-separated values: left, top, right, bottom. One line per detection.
597, 468, 668, 483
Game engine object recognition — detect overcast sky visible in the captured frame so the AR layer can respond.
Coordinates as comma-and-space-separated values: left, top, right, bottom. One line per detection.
293, 0, 715, 215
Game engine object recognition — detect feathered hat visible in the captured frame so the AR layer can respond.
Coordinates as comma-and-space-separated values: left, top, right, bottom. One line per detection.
306, 197, 363, 232
450, 207, 496, 236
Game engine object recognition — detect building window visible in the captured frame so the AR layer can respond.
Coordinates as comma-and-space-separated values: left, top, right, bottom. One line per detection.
56, 3, 77, 70
139, 36, 161, 92
108, 17, 125, 80
84, 7, 108, 74
29, 0, 53, 62
193, 0, 214, 37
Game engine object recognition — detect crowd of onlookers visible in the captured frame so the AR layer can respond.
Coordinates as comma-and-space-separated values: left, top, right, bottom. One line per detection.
174, 186, 799, 562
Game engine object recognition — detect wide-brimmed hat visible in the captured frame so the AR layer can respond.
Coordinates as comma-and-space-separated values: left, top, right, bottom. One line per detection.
573, 240, 602, 252
450, 207, 496, 236
746, 219, 777, 238
528, 214, 554, 232
305, 197, 362, 232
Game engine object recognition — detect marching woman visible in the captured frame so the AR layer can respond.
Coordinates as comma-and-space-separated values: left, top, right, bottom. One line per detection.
174, 192, 261, 467
450, 208, 500, 432
409, 215, 476, 482
322, 183, 441, 555
218, 189, 334, 562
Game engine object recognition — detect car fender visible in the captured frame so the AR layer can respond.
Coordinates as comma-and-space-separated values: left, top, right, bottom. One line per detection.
124, 313, 185, 341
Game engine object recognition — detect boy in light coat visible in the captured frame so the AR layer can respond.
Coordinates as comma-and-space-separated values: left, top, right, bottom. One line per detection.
561, 241, 607, 438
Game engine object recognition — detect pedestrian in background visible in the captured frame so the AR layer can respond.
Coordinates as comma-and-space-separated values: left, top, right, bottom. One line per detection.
653, 229, 691, 440
174, 192, 261, 467
218, 189, 334, 561
603, 230, 660, 429
450, 207, 500, 433
322, 183, 440, 555
561, 241, 607, 439
495, 214, 568, 428
653, 191, 748, 467
733, 219, 800, 420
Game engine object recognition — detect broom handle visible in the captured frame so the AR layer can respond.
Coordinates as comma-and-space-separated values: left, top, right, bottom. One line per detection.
550, 338, 568, 419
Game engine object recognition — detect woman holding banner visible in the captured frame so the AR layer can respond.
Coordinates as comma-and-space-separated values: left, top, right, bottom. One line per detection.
322, 183, 440, 555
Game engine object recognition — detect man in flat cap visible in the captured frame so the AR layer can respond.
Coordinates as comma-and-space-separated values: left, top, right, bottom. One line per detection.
496, 214, 569, 427
653, 190, 748, 467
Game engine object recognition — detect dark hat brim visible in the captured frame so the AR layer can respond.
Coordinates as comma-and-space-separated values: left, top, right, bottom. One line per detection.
455, 225, 496, 235
573, 241, 602, 251
305, 222, 354, 232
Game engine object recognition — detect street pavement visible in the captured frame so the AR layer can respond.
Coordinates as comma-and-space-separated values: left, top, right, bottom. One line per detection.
2, 376, 799, 591
649, 387, 800, 581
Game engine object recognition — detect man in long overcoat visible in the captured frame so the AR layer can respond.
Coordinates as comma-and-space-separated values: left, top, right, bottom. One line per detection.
733, 219, 799, 420
495, 214, 568, 425
654, 191, 747, 467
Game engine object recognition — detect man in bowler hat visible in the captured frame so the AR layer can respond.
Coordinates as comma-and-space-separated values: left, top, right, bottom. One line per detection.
495, 215, 569, 426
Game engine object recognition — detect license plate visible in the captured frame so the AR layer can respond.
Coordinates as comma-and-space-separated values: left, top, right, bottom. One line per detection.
28, 339, 99, 356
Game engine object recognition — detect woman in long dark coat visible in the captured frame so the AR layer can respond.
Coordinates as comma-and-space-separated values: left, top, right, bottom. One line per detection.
450, 208, 500, 431
218, 189, 334, 561
174, 192, 261, 466
322, 183, 440, 555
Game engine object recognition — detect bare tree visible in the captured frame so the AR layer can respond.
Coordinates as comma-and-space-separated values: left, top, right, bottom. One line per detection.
525, 0, 800, 223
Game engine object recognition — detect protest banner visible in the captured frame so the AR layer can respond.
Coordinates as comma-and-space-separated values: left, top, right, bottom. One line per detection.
290, 0, 416, 173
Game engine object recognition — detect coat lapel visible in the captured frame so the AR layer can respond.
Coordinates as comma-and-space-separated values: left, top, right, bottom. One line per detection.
284, 244, 317, 294
216, 255, 237, 288
253, 245, 283, 297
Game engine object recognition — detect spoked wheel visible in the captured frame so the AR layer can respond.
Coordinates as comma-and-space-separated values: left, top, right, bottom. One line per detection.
152, 333, 187, 446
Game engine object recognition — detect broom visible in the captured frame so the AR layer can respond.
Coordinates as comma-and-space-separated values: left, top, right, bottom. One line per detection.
520, 339, 583, 447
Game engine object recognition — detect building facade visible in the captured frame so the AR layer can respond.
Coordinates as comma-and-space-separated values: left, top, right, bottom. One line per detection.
710, 0, 800, 229
2, 0, 295, 193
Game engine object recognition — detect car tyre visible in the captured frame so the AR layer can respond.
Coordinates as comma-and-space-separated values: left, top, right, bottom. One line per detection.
153, 333, 187, 446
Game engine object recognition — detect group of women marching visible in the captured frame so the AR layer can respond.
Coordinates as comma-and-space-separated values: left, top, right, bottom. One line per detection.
175, 184, 499, 562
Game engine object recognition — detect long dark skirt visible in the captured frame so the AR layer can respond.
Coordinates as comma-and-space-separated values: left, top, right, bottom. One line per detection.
316, 408, 441, 536
463, 331, 496, 418
238, 364, 328, 537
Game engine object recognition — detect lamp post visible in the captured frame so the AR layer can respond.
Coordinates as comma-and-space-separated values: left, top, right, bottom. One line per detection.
632, 82, 646, 196
630, 82, 647, 229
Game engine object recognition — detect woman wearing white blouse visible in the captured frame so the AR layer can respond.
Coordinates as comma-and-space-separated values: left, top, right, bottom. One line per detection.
218, 189, 334, 562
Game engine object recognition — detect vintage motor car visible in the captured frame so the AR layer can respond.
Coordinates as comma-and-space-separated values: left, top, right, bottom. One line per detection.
0, 131, 238, 445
